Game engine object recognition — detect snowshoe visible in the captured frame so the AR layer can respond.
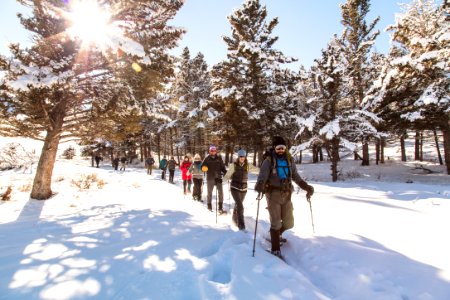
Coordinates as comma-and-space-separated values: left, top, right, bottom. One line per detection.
218, 209, 227, 215
265, 249, 284, 261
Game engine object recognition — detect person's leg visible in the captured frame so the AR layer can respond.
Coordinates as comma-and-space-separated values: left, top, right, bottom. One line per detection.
206, 179, 215, 210
236, 191, 247, 229
280, 192, 295, 233
266, 190, 283, 252
188, 179, 192, 192
217, 183, 224, 211
183, 180, 187, 194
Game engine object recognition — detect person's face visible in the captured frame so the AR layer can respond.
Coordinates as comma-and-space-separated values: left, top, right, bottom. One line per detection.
275, 145, 286, 155
239, 156, 245, 162
209, 149, 217, 155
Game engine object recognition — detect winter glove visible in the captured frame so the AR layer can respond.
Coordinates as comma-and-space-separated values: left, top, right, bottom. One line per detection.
305, 184, 314, 199
255, 181, 265, 194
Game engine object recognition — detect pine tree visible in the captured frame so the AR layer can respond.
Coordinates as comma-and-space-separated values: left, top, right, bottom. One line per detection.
364, 0, 450, 174
294, 35, 380, 181
210, 0, 297, 157
0, 0, 184, 199
340, 0, 380, 165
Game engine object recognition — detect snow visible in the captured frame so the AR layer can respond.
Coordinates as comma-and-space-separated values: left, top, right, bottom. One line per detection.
1, 137, 450, 299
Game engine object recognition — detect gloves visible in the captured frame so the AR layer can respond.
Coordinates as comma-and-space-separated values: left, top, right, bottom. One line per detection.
215, 178, 222, 184
255, 181, 265, 194
306, 184, 314, 199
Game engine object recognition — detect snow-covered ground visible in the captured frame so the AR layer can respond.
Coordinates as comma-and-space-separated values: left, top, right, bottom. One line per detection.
1, 137, 449, 299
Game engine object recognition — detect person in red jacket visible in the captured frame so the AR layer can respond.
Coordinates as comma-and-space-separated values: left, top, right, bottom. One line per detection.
180, 155, 193, 195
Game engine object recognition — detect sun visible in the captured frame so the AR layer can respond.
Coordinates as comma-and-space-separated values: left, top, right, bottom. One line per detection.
66, 0, 113, 48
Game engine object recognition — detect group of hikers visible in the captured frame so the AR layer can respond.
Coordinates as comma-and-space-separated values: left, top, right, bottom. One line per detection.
144, 136, 315, 259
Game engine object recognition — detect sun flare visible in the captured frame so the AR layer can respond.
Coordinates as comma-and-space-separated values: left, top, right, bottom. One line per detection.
67, 0, 112, 48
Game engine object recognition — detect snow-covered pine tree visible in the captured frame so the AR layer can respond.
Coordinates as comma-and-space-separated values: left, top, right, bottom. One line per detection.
168, 48, 211, 156
294, 35, 380, 182
0, 0, 184, 199
210, 0, 297, 159
364, 0, 450, 174
340, 0, 380, 165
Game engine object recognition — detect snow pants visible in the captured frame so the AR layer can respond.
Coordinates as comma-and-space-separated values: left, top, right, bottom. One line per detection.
207, 179, 223, 208
192, 178, 203, 200
266, 189, 294, 232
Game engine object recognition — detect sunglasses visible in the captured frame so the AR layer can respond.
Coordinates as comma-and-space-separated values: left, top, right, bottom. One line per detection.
275, 146, 286, 151
210, 150, 217, 152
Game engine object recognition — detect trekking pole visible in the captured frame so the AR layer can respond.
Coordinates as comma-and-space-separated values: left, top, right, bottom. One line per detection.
215, 181, 218, 224
252, 192, 264, 257
307, 195, 315, 233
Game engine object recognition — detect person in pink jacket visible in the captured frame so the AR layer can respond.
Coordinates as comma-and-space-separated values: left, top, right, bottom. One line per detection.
180, 155, 193, 195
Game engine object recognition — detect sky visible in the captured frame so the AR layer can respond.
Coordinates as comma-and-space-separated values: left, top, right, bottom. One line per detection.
1, 136, 450, 299
0, 0, 403, 69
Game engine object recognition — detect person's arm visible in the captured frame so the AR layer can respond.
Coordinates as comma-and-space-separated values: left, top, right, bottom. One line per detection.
255, 159, 271, 193
291, 163, 314, 197
223, 163, 234, 181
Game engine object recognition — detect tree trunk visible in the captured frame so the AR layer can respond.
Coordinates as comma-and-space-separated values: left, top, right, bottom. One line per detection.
361, 140, 369, 166
400, 133, 407, 162
442, 126, 450, 175
375, 139, 380, 165
330, 137, 340, 182
415, 130, 420, 160
380, 137, 385, 164
30, 129, 62, 199
434, 130, 443, 165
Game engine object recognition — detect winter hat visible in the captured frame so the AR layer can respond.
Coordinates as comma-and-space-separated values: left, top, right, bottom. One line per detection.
237, 149, 246, 157
194, 154, 201, 161
209, 144, 217, 151
272, 136, 287, 147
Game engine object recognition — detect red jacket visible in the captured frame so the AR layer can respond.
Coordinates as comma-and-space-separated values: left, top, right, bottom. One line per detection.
180, 161, 193, 180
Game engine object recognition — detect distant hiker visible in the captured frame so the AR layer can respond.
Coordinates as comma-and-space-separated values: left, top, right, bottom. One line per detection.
145, 156, 155, 175
159, 156, 168, 180
255, 136, 314, 259
189, 154, 204, 201
167, 156, 178, 183
94, 154, 102, 168
201, 145, 227, 213
180, 156, 193, 195
112, 157, 119, 171
223, 149, 258, 230
119, 156, 127, 171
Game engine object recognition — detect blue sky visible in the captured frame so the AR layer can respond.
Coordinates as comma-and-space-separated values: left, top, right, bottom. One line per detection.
0, 0, 402, 69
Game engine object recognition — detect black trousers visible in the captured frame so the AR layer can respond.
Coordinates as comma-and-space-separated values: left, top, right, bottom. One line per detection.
192, 178, 203, 200
169, 169, 175, 183
231, 189, 247, 230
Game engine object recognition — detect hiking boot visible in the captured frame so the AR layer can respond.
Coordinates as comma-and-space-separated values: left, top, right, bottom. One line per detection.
270, 250, 283, 259
218, 209, 226, 215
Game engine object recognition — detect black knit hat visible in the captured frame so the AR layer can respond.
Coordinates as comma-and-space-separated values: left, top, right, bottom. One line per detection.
272, 136, 286, 147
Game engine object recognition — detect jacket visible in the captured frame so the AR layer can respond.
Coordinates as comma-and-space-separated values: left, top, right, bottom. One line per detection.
224, 161, 259, 191
180, 161, 193, 180
201, 154, 227, 181
188, 161, 204, 179
257, 150, 309, 192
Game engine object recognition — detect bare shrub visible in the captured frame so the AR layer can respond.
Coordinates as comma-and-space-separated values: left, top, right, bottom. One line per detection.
71, 174, 105, 190
1, 186, 12, 201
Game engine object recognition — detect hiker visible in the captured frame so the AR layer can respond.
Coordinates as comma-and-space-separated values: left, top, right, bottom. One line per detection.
255, 136, 314, 259
119, 156, 127, 171
201, 145, 227, 213
180, 155, 193, 195
112, 156, 119, 171
159, 156, 168, 180
223, 149, 258, 230
94, 154, 102, 168
145, 156, 155, 175
188, 154, 204, 201
167, 156, 178, 183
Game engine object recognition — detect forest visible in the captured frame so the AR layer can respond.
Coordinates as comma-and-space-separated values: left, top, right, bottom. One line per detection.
0, 0, 449, 199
